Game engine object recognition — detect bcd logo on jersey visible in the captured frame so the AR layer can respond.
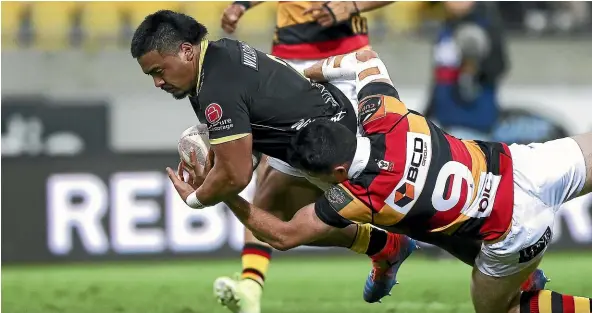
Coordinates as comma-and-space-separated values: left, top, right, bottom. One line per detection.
394, 137, 426, 207
205, 103, 223, 124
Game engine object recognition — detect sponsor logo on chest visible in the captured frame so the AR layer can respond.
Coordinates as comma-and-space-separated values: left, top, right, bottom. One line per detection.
385, 133, 431, 214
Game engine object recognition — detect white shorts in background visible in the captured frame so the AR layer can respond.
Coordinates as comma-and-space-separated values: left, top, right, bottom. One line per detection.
476, 137, 587, 277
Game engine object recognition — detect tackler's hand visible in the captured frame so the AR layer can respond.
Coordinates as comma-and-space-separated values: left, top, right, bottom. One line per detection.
221, 3, 246, 34
303, 1, 358, 27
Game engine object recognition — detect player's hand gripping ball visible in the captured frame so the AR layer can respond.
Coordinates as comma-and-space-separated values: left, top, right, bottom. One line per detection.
178, 124, 211, 169
178, 124, 263, 172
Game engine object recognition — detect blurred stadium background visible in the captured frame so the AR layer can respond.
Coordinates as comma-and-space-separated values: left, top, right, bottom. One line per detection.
2, 1, 592, 313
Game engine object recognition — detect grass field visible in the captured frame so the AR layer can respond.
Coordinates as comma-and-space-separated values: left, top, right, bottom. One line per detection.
3, 252, 592, 313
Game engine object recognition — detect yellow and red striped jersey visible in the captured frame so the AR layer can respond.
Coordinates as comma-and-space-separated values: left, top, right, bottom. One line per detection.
315, 83, 514, 242
271, 1, 369, 60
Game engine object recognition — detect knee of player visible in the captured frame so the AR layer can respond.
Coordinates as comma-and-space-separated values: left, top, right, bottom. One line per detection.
355, 50, 380, 63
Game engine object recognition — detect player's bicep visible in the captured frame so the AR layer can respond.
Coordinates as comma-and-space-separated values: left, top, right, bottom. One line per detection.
210, 134, 254, 184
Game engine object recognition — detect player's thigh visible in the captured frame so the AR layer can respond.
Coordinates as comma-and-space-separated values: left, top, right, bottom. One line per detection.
473, 186, 555, 312
254, 157, 321, 220
509, 136, 588, 207
471, 259, 541, 313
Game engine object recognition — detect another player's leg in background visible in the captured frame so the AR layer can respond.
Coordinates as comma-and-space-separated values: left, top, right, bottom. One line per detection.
213, 157, 273, 313
214, 158, 414, 312
213, 158, 356, 313
471, 261, 591, 313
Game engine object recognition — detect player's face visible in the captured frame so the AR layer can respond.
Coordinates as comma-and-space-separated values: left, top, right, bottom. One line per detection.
138, 45, 196, 100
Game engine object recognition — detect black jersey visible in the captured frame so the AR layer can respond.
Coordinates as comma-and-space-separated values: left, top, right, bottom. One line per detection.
188, 38, 357, 161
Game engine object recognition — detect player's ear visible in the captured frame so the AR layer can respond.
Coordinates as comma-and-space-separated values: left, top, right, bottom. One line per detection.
333, 165, 349, 182
179, 42, 194, 61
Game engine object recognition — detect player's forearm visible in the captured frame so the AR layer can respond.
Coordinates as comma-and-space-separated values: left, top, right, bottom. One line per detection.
195, 164, 251, 206
304, 50, 394, 94
225, 196, 301, 251
353, 1, 394, 13
303, 53, 358, 82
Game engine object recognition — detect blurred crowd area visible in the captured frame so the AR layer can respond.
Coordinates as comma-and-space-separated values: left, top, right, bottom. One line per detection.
2, 1, 591, 51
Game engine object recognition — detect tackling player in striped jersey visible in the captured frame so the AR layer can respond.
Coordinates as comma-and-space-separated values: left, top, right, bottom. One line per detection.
168, 50, 581, 312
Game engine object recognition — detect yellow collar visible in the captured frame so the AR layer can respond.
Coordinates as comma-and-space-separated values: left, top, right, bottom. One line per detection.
196, 39, 209, 92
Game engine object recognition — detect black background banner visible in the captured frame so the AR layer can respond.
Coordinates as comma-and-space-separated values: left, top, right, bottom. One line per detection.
1, 97, 110, 157
2, 154, 591, 264
1, 154, 339, 264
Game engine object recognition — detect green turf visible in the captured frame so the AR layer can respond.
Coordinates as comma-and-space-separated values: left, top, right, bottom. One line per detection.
3, 252, 591, 313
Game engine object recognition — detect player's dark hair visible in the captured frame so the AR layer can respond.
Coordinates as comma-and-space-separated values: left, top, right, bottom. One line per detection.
130, 10, 208, 58
287, 119, 357, 174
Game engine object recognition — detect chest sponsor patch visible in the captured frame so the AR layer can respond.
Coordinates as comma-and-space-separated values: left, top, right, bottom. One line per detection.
384, 132, 431, 215
205, 103, 223, 124
239, 42, 258, 71
358, 95, 386, 126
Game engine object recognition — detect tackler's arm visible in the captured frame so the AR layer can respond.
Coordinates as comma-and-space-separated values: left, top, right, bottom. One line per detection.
224, 197, 335, 251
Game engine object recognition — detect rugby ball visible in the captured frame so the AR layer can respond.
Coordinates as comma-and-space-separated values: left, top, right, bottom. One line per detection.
178, 125, 264, 170
178, 124, 210, 168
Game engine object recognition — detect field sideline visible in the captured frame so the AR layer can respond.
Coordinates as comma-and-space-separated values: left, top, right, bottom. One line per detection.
3, 252, 592, 313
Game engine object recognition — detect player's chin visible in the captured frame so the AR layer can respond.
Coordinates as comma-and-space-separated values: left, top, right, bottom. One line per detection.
171, 89, 190, 100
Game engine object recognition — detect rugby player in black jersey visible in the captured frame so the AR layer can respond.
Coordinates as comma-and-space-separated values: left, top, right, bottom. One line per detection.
219, 2, 393, 309
131, 10, 545, 311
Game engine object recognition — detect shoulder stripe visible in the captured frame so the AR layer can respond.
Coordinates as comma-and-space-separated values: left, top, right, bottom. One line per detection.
406, 113, 430, 136
383, 95, 408, 115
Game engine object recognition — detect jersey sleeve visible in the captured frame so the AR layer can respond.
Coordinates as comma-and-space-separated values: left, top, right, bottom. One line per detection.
357, 82, 410, 134
314, 184, 374, 228
199, 83, 251, 145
